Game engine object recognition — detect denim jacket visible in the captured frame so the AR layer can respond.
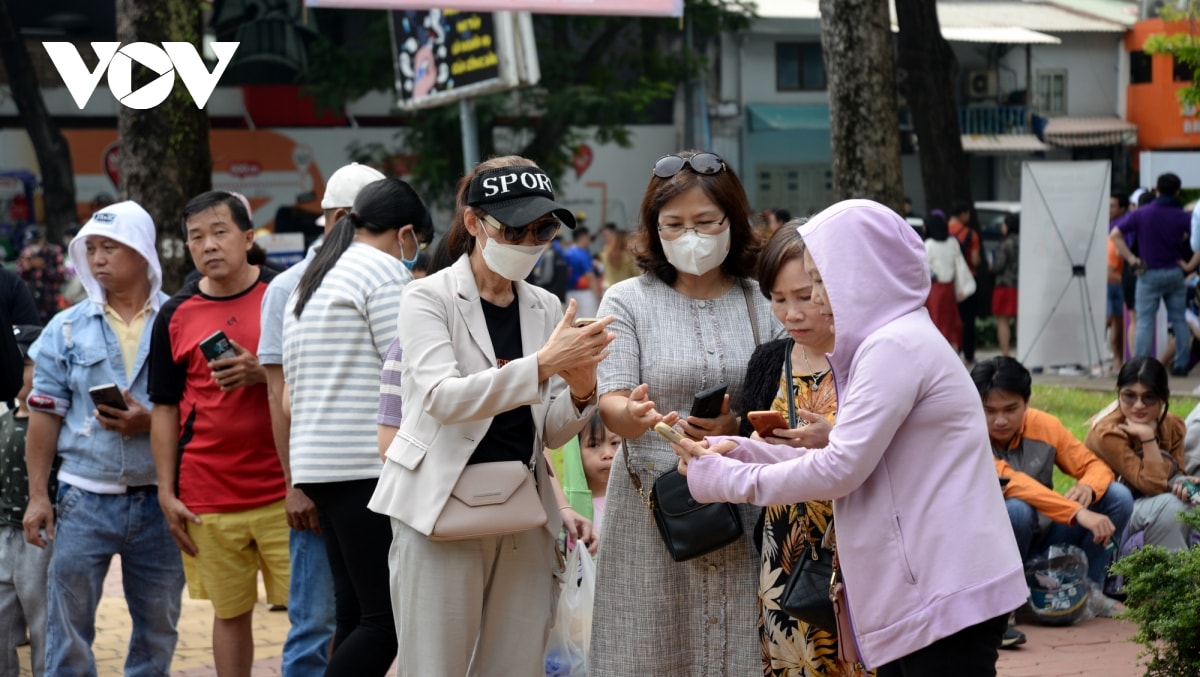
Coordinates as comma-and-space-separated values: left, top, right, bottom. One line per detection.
27, 295, 168, 485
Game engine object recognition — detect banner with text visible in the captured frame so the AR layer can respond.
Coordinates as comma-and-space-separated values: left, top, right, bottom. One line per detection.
308, 0, 682, 17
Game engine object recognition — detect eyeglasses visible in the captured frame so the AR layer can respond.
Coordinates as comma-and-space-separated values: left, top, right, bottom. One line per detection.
1119, 389, 1162, 408
482, 213, 560, 244
652, 153, 726, 179
657, 215, 728, 240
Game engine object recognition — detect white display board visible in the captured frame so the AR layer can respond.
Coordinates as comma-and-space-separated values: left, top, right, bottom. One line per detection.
1139, 150, 1200, 190
1016, 161, 1110, 370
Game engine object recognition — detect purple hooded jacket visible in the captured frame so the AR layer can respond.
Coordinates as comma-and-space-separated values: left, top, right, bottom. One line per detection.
687, 199, 1027, 668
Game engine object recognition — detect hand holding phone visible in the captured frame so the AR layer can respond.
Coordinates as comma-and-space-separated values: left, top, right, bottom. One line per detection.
88, 383, 129, 418
690, 384, 728, 419
654, 421, 686, 445
199, 331, 237, 366
573, 317, 599, 328
747, 410, 789, 438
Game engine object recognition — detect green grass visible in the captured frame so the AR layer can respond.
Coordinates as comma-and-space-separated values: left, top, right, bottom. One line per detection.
1032, 385, 1200, 494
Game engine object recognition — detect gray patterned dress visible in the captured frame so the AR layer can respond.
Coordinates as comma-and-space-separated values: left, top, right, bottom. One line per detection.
590, 273, 780, 677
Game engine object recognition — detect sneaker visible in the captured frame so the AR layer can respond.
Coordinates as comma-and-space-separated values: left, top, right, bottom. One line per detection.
1000, 625, 1027, 649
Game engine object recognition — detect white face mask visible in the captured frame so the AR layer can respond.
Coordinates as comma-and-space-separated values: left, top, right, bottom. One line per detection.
480, 230, 547, 281
660, 228, 731, 276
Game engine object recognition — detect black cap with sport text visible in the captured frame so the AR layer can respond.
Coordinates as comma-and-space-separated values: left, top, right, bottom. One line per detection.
466, 166, 578, 230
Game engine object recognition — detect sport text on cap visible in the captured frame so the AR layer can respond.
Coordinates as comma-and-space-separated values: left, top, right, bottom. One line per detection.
466, 166, 577, 230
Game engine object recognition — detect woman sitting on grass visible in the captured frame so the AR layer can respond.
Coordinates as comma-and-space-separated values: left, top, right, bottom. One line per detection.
1085, 356, 1200, 553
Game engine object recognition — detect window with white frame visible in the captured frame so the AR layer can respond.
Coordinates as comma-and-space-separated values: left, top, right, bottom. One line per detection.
1036, 70, 1067, 115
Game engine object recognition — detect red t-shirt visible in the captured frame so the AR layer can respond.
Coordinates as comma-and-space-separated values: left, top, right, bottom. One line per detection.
148, 268, 284, 513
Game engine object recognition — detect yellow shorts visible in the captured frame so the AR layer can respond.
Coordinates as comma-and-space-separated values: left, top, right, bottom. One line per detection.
182, 499, 290, 619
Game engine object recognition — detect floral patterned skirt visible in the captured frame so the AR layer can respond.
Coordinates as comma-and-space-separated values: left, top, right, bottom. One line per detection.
759, 501, 871, 677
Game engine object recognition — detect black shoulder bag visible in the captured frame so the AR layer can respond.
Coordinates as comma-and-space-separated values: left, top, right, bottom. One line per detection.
778, 352, 839, 632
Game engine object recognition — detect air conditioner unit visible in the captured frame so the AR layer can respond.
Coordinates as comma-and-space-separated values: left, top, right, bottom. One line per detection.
967, 70, 998, 99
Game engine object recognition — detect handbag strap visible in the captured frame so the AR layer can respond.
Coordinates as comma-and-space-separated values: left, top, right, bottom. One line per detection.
620, 439, 654, 509
784, 340, 798, 429
741, 279, 762, 347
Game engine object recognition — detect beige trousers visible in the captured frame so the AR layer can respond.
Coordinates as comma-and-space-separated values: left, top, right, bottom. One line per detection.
388, 518, 558, 677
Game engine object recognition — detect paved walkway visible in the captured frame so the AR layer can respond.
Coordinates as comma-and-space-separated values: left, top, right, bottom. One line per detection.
13, 555, 1146, 676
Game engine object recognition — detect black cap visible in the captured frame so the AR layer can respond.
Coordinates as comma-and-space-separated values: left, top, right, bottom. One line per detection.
466, 166, 577, 229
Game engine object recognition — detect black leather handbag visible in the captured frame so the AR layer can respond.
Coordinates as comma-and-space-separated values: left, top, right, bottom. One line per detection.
621, 442, 744, 562
780, 536, 838, 631
648, 467, 743, 562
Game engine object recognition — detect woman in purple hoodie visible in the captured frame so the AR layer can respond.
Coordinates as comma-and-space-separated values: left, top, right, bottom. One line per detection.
671, 199, 1028, 675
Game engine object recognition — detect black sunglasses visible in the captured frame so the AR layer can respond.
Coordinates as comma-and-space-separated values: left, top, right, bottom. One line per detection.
482, 213, 560, 244
652, 153, 726, 179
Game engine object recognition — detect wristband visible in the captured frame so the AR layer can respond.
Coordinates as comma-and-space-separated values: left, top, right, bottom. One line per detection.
1140, 437, 1156, 444
570, 385, 596, 404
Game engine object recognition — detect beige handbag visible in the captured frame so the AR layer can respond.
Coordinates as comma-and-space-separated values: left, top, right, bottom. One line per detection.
429, 460, 547, 541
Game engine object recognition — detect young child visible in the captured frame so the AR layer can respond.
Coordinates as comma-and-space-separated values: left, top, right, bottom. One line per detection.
568, 412, 620, 534
0, 324, 54, 677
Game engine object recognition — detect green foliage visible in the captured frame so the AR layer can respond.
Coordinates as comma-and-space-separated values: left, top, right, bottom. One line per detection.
299, 1, 755, 203
1144, 1, 1200, 109
1110, 508, 1200, 677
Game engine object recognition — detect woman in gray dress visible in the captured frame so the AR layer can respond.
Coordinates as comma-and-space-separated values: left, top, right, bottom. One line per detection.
590, 151, 778, 676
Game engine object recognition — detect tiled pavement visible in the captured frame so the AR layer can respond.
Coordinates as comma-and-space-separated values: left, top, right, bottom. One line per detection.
14, 554, 1145, 676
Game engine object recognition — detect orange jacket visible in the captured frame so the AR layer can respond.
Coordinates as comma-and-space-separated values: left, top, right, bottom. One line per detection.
1085, 409, 1186, 497
993, 408, 1116, 525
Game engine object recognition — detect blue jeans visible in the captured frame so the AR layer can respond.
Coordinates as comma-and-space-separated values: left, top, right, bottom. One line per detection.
0, 526, 52, 677
45, 484, 184, 677
1005, 481, 1134, 586
1134, 267, 1190, 372
282, 527, 336, 677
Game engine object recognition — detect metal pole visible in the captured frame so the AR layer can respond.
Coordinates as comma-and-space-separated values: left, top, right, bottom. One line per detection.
460, 99, 480, 171
683, 12, 694, 149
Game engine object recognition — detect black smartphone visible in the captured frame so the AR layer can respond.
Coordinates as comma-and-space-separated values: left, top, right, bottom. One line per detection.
690, 383, 728, 419
88, 383, 128, 417
199, 330, 237, 364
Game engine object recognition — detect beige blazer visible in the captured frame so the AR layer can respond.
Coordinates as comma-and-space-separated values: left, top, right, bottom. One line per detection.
368, 255, 596, 536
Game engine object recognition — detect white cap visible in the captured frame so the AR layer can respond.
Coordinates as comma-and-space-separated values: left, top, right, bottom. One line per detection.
321, 163, 385, 210
1130, 187, 1148, 208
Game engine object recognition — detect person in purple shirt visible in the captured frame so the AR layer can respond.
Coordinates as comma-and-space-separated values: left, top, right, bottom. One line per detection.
1111, 172, 1195, 375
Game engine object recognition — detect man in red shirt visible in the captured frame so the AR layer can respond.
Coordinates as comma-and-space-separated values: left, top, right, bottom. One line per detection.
149, 191, 286, 676
949, 201, 981, 364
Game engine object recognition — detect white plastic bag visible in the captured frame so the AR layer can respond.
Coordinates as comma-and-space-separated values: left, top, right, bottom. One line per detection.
544, 544, 595, 677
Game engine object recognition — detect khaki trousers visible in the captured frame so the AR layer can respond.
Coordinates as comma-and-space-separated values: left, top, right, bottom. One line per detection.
389, 518, 557, 677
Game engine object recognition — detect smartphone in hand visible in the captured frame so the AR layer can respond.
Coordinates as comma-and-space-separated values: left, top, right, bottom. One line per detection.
747, 410, 789, 438
573, 317, 599, 328
690, 384, 728, 419
654, 421, 686, 445
88, 383, 128, 418
199, 330, 237, 366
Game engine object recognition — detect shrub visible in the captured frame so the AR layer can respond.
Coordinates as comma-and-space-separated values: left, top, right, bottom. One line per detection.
1110, 508, 1200, 677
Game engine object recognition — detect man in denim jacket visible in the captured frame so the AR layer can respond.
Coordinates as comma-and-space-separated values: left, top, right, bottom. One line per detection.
22, 201, 184, 675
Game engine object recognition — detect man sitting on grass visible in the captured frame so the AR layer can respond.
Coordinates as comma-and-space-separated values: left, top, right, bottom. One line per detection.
970, 357, 1134, 643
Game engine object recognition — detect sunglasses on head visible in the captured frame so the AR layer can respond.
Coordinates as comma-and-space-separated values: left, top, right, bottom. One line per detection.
481, 213, 560, 244
652, 153, 726, 179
